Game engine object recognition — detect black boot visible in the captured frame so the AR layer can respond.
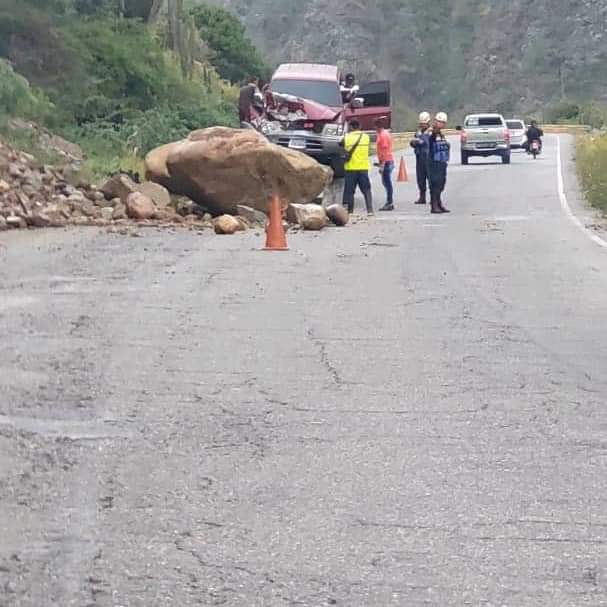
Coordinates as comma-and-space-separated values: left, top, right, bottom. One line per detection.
364, 191, 374, 215
414, 192, 427, 204
379, 202, 394, 211
430, 194, 441, 214
438, 199, 450, 213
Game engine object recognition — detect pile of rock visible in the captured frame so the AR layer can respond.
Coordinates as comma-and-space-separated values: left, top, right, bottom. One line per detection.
0, 139, 216, 232
1, 126, 350, 236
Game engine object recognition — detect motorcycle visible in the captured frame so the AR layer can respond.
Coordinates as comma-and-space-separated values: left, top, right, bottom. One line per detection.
528, 139, 541, 159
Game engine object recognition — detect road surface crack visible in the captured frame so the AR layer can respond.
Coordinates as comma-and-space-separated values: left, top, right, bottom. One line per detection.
306, 328, 342, 386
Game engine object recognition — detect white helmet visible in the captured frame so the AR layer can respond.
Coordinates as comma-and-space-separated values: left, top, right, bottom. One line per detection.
435, 111, 448, 123
418, 111, 431, 123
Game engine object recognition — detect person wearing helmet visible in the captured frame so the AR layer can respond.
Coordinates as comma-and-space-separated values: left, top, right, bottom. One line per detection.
428, 112, 451, 214
409, 111, 432, 204
524, 119, 544, 152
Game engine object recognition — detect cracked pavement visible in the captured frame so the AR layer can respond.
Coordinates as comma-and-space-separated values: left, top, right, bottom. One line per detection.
1, 136, 607, 606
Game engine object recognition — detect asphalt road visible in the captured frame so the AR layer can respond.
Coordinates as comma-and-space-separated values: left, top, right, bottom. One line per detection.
1, 135, 607, 606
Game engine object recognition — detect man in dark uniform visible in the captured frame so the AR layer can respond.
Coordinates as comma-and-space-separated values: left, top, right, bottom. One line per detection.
428, 112, 451, 214
409, 111, 431, 204
239, 77, 259, 124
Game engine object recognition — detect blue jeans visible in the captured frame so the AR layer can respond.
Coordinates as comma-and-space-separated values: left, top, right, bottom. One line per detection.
381, 160, 394, 205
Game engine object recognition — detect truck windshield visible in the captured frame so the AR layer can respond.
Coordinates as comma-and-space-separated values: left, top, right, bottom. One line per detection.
271, 79, 342, 107
466, 116, 504, 127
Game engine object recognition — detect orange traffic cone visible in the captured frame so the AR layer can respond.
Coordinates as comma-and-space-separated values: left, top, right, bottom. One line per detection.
397, 156, 408, 182
264, 194, 288, 251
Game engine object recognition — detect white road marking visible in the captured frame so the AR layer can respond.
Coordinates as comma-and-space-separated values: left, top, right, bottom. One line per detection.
557, 136, 607, 250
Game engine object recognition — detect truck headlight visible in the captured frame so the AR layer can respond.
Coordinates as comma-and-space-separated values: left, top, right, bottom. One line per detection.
323, 124, 344, 137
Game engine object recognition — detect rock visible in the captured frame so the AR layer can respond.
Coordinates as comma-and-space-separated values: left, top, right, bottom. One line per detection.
326, 204, 349, 226
90, 191, 106, 205
100, 174, 139, 203
145, 127, 332, 216
235, 216, 250, 231
30, 211, 66, 228
112, 203, 127, 220
137, 181, 171, 208
8, 163, 22, 178
214, 214, 242, 235
171, 195, 196, 217
0, 216, 7, 231
125, 192, 156, 220
287, 203, 328, 230
0, 179, 11, 193
6, 216, 26, 229
100, 207, 115, 222
236, 204, 267, 226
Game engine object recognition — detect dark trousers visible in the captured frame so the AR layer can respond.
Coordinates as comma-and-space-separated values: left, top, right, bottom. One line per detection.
239, 107, 250, 123
381, 160, 394, 205
416, 156, 429, 197
429, 161, 447, 205
343, 170, 372, 213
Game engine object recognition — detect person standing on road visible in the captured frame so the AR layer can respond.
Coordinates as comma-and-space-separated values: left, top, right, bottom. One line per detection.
409, 111, 431, 205
428, 112, 451, 214
238, 76, 259, 124
375, 117, 395, 212
341, 119, 373, 215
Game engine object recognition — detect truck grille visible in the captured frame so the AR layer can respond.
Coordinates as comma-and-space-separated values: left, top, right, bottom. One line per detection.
277, 137, 324, 152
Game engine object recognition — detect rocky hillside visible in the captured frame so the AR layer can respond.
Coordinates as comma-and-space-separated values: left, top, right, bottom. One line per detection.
215, 0, 607, 125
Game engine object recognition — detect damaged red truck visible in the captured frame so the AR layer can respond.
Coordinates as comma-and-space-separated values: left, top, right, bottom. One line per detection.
246, 63, 391, 177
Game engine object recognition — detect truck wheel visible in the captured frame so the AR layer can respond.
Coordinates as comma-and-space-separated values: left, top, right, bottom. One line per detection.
461, 152, 469, 165
502, 153, 511, 165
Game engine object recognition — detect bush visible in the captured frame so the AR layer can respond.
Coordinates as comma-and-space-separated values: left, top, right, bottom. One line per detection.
0, 59, 54, 121
191, 4, 268, 83
577, 134, 607, 214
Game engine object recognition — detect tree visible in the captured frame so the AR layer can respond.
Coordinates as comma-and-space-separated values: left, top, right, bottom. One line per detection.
191, 3, 267, 84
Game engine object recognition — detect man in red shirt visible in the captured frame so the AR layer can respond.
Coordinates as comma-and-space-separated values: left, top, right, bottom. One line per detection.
375, 117, 395, 211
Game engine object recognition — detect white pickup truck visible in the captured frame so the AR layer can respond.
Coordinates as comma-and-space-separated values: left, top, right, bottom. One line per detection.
457, 113, 511, 165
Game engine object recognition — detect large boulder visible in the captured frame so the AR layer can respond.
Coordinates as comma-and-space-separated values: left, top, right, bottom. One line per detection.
144, 127, 332, 216
287, 203, 328, 231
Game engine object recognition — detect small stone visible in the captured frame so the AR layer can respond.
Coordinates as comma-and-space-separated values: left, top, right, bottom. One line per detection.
0, 216, 7, 231
214, 214, 242, 235
326, 204, 349, 226
236, 205, 267, 226
112, 204, 127, 220
0, 179, 11, 193
100, 207, 114, 222
126, 192, 156, 220
6, 216, 26, 229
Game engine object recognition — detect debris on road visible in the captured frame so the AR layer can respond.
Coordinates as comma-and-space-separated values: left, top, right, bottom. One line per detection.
214, 214, 244, 235
145, 127, 332, 216
287, 203, 329, 230
325, 204, 349, 226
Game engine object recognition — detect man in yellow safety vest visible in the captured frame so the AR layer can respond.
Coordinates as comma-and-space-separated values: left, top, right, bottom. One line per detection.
341, 119, 373, 215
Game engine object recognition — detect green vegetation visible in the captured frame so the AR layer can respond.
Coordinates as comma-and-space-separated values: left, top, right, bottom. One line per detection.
191, 4, 268, 83
0, 0, 264, 178
577, 134, 607, 215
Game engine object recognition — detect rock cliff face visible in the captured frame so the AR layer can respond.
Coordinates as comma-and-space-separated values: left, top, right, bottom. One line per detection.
216, 0, 607, 123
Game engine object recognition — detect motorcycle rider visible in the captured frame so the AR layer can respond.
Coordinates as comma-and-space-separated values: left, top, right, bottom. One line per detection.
428, 112, 451, 214
525, 120, 544, 152
409, 111, 432, 204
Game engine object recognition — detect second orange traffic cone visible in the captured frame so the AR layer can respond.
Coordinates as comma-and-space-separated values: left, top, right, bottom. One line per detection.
264, 194, 288, 251
397, 156, 408, 182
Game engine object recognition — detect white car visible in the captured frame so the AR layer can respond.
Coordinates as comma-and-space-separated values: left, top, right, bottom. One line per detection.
506, 119, 527, 149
